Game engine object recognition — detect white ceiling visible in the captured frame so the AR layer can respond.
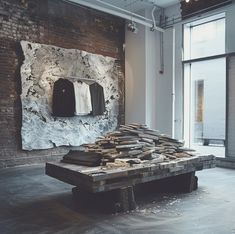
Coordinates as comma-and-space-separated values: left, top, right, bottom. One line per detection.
69, 0, 179, 31
108, 0, 180, 10
82, 0, 179, 12
150, 0, 179, 7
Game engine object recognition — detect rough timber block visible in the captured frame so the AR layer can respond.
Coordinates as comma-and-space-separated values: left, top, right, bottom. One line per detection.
173, 172, 198, 193
115, 186, 136, 212
72, 186, 136, 213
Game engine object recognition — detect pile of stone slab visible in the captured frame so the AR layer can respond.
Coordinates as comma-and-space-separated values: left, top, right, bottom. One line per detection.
62, 123, 195, 168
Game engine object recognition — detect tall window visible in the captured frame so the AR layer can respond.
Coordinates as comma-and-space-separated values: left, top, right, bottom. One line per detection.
184, 13, 225, 60
183, 13, 226, 157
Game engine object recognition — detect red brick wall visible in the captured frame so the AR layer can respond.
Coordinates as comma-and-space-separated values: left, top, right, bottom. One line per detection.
0, 0, 125, 167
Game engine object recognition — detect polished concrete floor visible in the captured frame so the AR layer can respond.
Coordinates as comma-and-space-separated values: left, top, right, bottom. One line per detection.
0, 165, 234, 234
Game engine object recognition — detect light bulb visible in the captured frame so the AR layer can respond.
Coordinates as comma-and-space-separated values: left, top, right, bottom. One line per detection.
186, 0, 190, 2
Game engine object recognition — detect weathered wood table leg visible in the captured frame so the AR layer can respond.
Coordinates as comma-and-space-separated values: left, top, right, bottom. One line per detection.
173, 172, 198, 193
72, 186, 136, 213
186, 172, 198, 192
115, 186, 136, 212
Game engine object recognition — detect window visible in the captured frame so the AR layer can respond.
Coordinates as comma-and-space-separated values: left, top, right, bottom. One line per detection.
183, 13, 226, 157
184, 13, 225, 60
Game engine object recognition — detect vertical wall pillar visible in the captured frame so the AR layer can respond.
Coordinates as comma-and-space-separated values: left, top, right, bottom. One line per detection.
125, 19, 147, 124
125, 9, 175, 136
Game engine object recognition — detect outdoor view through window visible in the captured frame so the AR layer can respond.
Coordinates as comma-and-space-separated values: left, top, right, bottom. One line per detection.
183, 13, 226, 157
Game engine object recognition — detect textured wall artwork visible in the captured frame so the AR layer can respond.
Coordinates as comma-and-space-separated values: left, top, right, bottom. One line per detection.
20, 41, 120, 150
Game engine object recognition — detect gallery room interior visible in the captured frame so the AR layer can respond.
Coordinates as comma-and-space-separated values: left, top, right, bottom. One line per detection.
0, 0, 235, 233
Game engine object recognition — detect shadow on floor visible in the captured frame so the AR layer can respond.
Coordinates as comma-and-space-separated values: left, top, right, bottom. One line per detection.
0, 165, 235, 234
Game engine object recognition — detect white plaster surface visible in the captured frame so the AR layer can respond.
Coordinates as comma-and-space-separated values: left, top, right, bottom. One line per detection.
20, 41, 120, 150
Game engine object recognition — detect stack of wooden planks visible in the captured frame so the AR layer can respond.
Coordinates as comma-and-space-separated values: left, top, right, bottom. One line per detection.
62, 123, 195, 168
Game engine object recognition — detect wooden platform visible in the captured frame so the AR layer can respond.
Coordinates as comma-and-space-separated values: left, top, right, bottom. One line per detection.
46, 155, 215, 193
46, 154, 215, 212
46, 155, 215, 192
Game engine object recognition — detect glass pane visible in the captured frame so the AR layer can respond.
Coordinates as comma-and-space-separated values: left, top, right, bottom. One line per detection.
184, 14, 225, 60
191, 19, 225, 59
190, 58, 226, 157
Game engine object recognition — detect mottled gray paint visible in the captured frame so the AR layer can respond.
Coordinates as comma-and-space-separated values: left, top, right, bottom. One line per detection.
20, 41, 120, 150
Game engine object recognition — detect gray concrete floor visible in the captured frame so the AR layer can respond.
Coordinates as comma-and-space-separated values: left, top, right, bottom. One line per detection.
0, 165, 234, 234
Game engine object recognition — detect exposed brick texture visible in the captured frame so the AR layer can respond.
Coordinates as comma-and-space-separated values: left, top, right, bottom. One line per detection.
0, 0, 125, 168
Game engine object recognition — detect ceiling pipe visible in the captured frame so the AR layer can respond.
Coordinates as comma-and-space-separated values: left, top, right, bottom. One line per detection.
151, 5, 157, 30
67, 0, 164, 32
95, 0, 153, 23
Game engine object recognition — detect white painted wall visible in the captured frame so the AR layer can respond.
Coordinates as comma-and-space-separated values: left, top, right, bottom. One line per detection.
154, 28, 175, 136
163, 4, 183, 140
125, 8, 175, 136
125, 22, 147, 124
145, 27, 159, 130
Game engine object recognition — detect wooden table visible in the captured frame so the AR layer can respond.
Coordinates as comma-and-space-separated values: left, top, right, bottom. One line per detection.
46, 154, 216, 212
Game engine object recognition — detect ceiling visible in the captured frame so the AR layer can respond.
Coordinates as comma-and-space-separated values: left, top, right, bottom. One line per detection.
68, 0, 180, 31
109, 0, 180, 10
81, 0, 179, 12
